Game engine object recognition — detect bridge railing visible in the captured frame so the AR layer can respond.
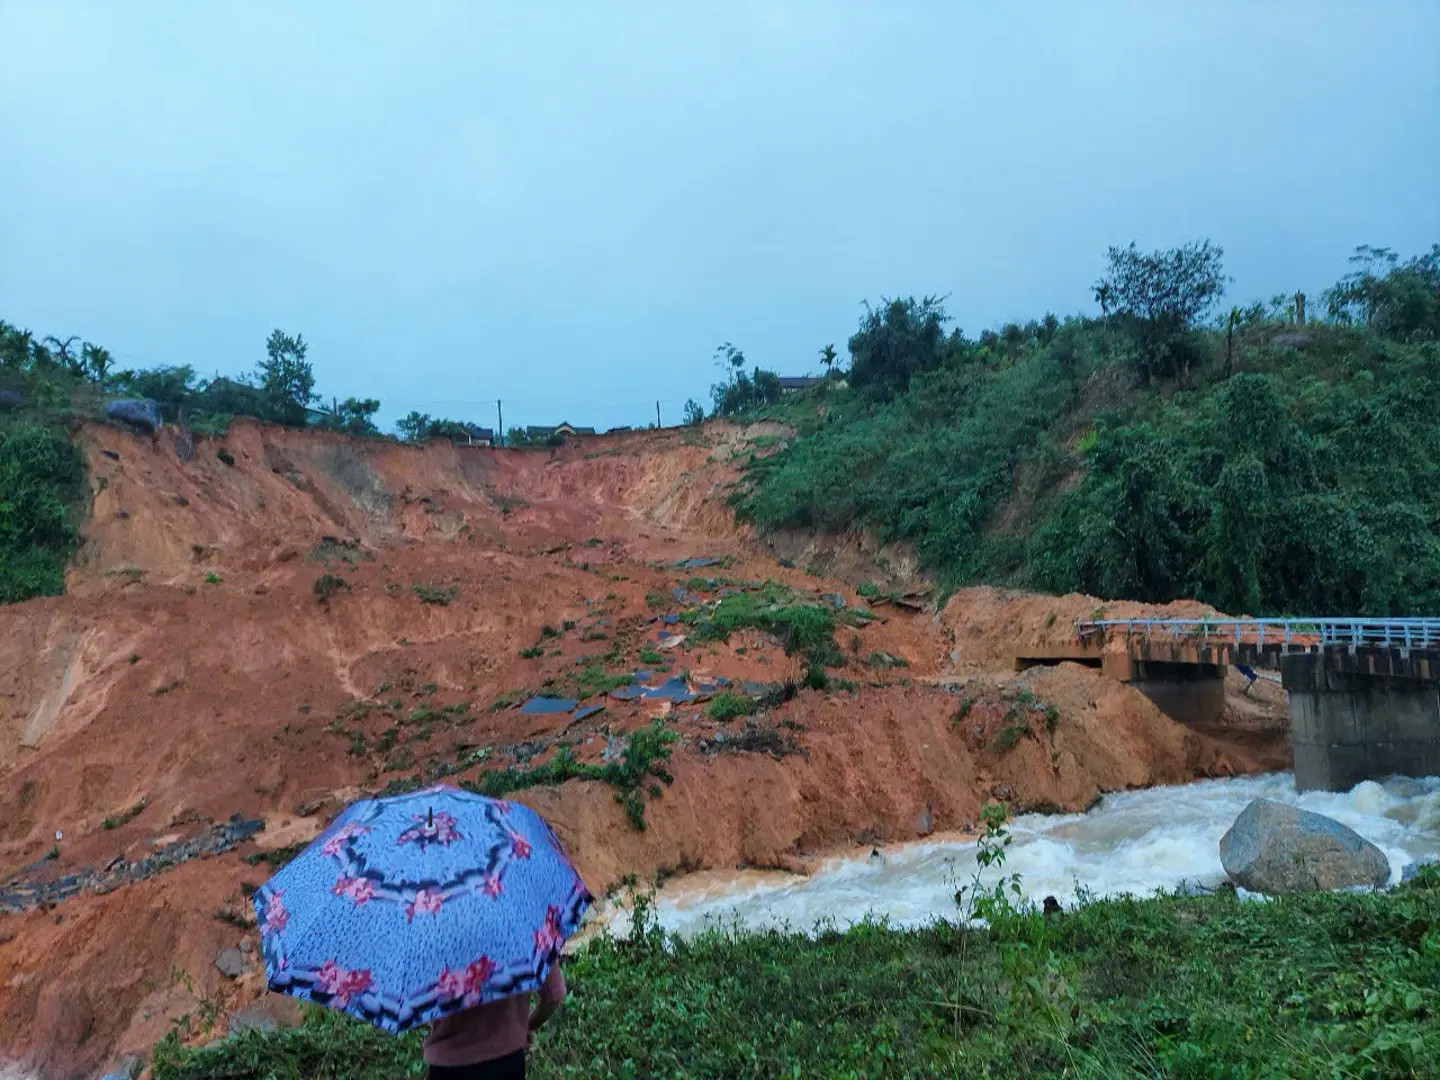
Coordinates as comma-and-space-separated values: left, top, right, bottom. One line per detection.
1076, 617, 1440, 650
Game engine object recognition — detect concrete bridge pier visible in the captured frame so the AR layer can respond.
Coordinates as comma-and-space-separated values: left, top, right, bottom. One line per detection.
1284, 655, 1440, 792
1125, 659, 1228, 728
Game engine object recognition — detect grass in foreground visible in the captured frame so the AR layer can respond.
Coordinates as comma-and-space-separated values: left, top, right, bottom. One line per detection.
153, 869, 1439, 1079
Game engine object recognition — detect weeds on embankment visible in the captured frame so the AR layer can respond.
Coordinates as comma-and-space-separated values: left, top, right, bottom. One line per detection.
153, 805, 1440, 1080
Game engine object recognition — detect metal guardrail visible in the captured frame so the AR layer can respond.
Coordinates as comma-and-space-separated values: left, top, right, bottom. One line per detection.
1076, 617, 1440, 650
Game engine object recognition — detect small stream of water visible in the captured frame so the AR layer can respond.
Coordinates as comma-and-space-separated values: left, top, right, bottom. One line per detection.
624, 774, 1440, 937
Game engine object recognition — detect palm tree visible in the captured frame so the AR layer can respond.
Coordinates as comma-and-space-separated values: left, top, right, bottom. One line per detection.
43, 335, 84, 377
819, 343, 838, 374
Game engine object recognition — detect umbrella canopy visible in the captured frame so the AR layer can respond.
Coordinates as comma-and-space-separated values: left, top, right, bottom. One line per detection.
251, 784, 591, 1033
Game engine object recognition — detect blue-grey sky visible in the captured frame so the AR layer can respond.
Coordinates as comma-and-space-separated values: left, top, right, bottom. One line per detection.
2, 2, 1437, 432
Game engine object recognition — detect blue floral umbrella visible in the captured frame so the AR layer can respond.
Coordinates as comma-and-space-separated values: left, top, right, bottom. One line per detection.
251, 784, 591, 1033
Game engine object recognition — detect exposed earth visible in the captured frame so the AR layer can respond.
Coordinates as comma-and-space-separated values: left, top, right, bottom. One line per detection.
0, 419, 1288, 1078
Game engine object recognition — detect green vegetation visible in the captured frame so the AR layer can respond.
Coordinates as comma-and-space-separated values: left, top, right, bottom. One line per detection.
412, 583, 458, 605
464, 721, 678, 830
705, 691, 756, 721
709, 342, 782, 417
519, 645, 544, 659
313, 574, 349, 604
100, 798, 149, 830
689, 581, 836, 654
153, 834, 1440, 1080
570, 663, 633, 700
0, 424, 86, 603
736, 242, 1440, 615
991, 724, 1029, 753
239, 843, 305, 871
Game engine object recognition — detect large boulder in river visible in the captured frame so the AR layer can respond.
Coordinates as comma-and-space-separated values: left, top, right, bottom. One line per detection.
1219, 798, 1389, 894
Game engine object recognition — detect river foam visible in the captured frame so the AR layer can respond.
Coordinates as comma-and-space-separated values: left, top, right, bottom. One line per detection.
635, 773, 1440, 937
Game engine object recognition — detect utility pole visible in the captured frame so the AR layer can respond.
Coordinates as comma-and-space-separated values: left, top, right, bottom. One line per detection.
656, 400, 661, 429
496, 400, 503, 448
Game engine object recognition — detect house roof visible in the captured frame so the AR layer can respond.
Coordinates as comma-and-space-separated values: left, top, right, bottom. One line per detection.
462, 424, 495, 440
777, 376, 822, 390
525, 422, 596, 438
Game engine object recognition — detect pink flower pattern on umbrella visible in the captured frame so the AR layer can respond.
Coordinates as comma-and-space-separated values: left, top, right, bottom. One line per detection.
321, 822, 372, 858
315, 960, 373, 1006
435, 956, 496, 1007
332, 875, 378, 905
404, 888, 444, 922
261, 891, 289, 934
251, 787, 591, 1034
534, 905, 565, 957
396, 810, 463, 849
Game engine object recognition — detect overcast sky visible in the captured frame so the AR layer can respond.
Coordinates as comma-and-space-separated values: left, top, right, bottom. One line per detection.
2, 3, 1436, 432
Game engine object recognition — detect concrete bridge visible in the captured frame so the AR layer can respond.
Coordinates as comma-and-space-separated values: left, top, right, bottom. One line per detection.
1016, 617, 1440, 792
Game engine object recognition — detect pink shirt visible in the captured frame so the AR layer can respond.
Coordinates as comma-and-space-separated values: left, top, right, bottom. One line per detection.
424, 966, 567, 1066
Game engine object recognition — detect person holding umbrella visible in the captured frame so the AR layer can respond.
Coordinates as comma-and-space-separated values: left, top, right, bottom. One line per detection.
424, 961, 567, 1078
250, 785, 591, 1079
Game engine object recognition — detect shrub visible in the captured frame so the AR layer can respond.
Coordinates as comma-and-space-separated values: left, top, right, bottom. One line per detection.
313, 574, 350, 604
412, 584, 458, 605
0, 425, 85, 603
706, 692, 755, 721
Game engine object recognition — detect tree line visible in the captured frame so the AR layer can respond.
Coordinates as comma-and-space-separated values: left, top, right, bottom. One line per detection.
734, 240, 1440, 616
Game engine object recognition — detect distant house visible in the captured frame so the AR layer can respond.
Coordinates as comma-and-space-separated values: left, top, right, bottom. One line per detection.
303, 405, 335, 426
461, 424, 495, 446
606, 425, 633, 434
777, 376, 823, 393
524, 423, 596, 440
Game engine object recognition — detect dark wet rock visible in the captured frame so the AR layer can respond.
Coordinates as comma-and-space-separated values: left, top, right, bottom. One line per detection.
0, 814, 264, 914
1220, 798, 1389, 894
105, 398, 163, 434
675, 556, 721, 569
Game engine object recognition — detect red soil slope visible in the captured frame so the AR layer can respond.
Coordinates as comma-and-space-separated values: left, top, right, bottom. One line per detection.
0, 419, 1287, 1078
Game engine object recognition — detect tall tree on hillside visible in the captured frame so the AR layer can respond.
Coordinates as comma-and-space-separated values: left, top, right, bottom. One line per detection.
82, 343, 113, 384
42, 336, 84, 378
257, 329, 316, 426
847, 296, 949, 395
819, 343, 838, 375
323, 397, 382, 436
1092, 240, 1228, 383
1324, 244, 1440, 342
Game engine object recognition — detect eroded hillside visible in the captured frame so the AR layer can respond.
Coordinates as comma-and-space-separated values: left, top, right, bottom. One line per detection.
0, 419, 1286, 1078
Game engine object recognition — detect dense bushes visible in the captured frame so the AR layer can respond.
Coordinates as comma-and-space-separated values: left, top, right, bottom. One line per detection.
739, 243, 1440, 616
0, 425, 86, 603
